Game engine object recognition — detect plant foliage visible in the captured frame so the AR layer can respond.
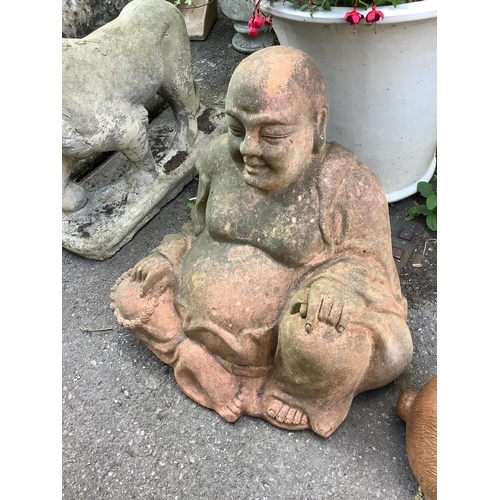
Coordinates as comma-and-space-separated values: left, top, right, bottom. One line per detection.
405, 181, 437, 231
269, 0, 415, 15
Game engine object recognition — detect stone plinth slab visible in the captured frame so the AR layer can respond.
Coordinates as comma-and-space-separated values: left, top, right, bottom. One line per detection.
62, 106, 226, 260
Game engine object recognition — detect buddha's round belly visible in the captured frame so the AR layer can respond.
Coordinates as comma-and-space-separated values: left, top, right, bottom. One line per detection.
174, 233, 300, 365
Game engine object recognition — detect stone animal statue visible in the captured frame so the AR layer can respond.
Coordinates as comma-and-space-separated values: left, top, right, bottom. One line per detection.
397, 375, 437, 500
110, 46, 413, 439
62, 0, 200, 212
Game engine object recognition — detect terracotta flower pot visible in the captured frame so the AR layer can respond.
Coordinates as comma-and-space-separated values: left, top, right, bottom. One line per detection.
261, 1, 437, 202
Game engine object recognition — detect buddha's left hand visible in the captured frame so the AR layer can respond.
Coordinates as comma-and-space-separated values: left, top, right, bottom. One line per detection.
128, 252, 175, 298
293, 278, 365, 333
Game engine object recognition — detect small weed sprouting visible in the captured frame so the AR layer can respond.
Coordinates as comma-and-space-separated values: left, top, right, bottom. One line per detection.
405, 181, 437, 232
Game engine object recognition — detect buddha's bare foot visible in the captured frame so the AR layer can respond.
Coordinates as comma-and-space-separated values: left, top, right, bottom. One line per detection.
173, 340, 245, 424
267, 398, 309, 427
219, 393, 243, 423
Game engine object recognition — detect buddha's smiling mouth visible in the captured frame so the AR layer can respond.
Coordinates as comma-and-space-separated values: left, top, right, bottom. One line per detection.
243, 158, 268, 175
245, 165, 266, 176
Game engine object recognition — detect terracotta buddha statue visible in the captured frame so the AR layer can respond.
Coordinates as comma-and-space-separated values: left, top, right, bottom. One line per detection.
110, 46, 413, 438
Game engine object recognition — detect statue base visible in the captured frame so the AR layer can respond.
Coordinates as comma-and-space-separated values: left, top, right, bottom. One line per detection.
62, 106, 226, 260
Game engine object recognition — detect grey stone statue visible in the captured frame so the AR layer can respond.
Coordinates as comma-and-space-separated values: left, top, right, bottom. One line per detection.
62, 0, 200, 212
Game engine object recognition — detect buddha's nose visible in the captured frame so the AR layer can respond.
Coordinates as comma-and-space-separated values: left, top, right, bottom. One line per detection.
239, 132, 261, 157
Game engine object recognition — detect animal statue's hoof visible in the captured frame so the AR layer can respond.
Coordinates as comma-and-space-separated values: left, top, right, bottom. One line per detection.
62, 181, 88, 213
124, 168, 157, 189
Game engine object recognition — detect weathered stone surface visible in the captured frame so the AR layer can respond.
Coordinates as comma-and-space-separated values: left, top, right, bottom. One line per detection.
63, 107, 226, 260
67, 94, 170, 182
62, 0, 200, 213
110, 46, 413, 438
63, 0, 217, 41
397, 375, 437, 500
62, 0, 130, 39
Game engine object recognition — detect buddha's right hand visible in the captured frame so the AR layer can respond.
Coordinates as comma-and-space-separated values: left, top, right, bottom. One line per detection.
128, 252, 175, 298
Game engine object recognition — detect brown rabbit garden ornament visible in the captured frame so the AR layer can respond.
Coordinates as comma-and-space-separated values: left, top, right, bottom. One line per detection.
397, 375, 437, 500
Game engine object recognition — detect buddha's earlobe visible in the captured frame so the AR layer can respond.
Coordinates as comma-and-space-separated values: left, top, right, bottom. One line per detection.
312, 106, 329, 154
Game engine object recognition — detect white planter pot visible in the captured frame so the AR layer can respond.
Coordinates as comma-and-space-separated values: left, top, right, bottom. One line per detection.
260, 1, 437, 202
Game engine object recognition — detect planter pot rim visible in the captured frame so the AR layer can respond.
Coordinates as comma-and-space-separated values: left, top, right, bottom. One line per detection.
261, 0, 437, 24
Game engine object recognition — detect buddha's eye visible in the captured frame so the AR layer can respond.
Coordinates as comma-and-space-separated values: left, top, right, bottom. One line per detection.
261, 126, 292, 141
226, 116, 245, 138
228, 126, 244, 138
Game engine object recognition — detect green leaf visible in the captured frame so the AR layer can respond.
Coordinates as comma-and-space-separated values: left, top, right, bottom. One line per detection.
186, 201, 195, 209
426, 194, 437, 211
300, 2, 309, 10
417, 182, 432, 198
426, 212, 437, 231
406, 205, 430, 217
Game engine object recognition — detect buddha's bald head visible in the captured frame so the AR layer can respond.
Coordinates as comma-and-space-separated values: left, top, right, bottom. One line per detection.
224, 47, 329, 193
226, 46, 328, 120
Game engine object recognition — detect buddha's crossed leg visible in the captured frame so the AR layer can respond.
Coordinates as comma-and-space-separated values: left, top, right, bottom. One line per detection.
263, 300, 411, 438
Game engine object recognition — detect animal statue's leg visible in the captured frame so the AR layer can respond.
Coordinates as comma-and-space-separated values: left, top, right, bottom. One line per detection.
62, 154, 88, 212
158, 10, 200, 153
118, 109, 158, 186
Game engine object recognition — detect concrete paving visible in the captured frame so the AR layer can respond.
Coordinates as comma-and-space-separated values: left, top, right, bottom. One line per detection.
62, 7, 436, 499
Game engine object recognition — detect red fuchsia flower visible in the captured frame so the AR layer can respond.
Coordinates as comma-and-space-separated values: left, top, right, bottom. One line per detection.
248, 25, 259, 38
344, 8, 364, 34
248, 0, 272, 35
253, 12, 265, 29
366, 5, 384, 32
248, 18, 259, 38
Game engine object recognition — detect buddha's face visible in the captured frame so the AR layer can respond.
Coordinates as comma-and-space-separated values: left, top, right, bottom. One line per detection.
225, 75, 322, 193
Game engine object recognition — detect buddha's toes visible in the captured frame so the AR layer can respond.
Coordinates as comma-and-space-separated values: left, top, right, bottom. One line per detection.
219, 393, 243, 423
267, 398, 308, 427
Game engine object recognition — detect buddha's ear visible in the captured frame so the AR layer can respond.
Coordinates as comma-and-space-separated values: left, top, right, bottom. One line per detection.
312, 105, 329, 154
